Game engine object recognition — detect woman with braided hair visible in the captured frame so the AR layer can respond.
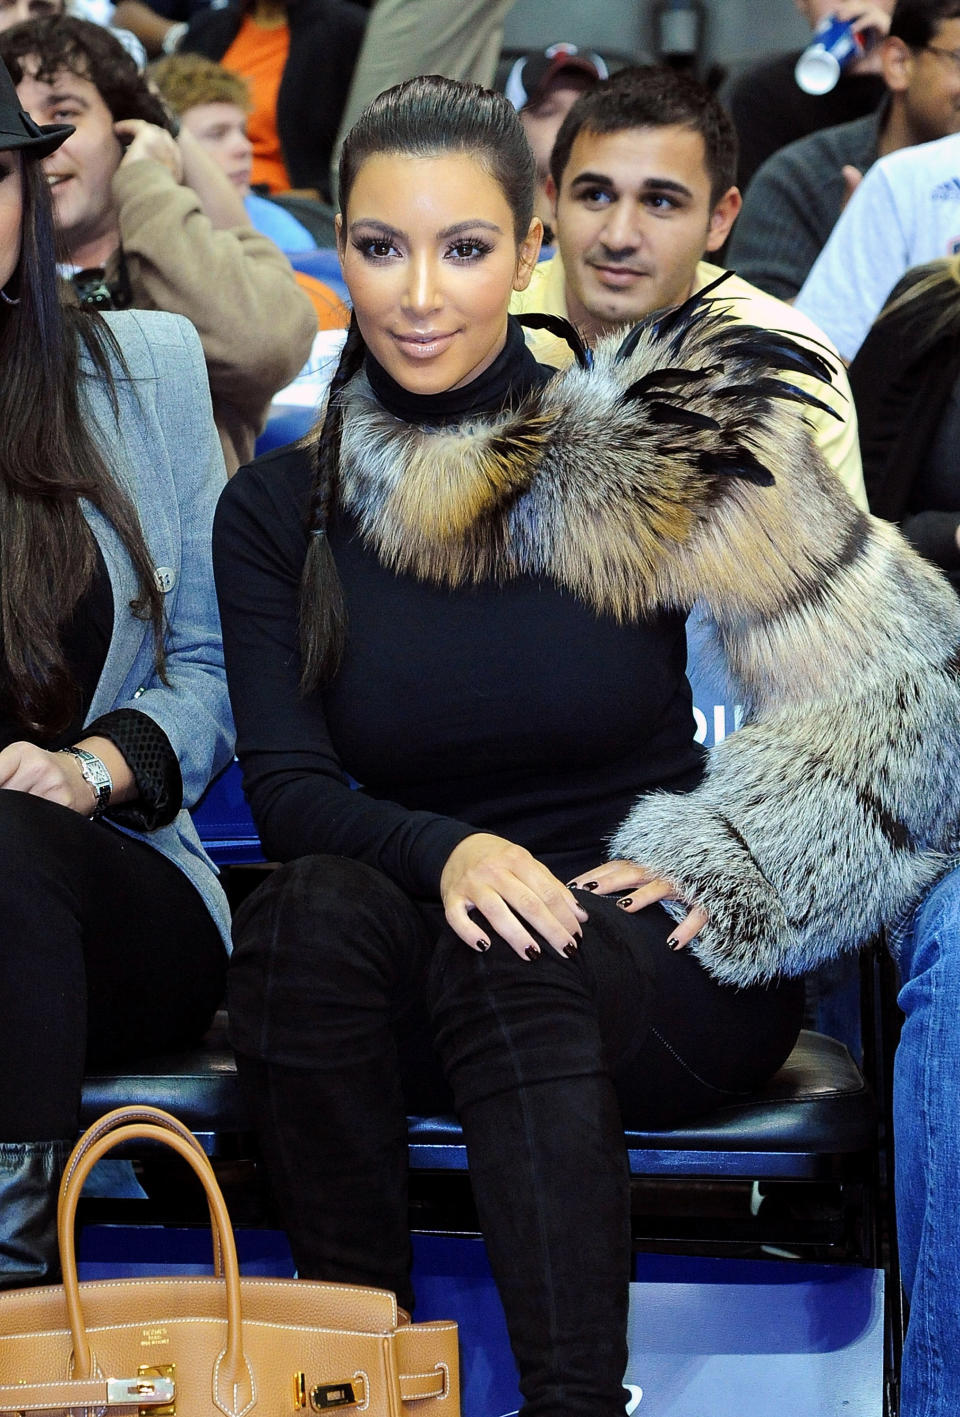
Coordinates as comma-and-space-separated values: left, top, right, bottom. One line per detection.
214, 74, 960, 1417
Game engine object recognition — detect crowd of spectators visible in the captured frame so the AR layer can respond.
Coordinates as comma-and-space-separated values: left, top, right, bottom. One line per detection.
1, 0, 960, 1411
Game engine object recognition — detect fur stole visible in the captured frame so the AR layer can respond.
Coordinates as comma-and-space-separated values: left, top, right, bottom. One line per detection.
338, 295, 960, 986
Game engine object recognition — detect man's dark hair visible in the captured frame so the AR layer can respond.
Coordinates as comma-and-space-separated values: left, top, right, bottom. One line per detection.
890, 0, 960, 47
0, 16, 171, 128
549, 65, 738, 206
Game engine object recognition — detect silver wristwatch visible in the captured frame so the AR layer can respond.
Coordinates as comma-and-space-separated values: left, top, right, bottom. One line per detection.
58, 746, 113, 818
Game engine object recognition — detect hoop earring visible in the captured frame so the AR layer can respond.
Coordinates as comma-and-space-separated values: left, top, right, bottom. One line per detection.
0, 287, 19, 306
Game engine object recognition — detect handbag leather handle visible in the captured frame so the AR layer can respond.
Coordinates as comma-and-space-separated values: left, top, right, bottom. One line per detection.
58, 1111, 254, 1417
62, 1105, 225, 1278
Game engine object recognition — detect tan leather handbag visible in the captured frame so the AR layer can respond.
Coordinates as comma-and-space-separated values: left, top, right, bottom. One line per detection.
0, 1106, 460, 1417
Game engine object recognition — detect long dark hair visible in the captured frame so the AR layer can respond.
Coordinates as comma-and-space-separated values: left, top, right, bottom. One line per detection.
0, 152, 166, 736
299, 74, 536, 692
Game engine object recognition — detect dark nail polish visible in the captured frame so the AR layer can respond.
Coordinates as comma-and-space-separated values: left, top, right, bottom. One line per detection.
667, 935, 682, 950
525, 945, 541, 961
617, 897, 633, 909
566, 879, 579, 889
563, 941, 578, 957
582, 880, 599, 891
477, 939, 490, 953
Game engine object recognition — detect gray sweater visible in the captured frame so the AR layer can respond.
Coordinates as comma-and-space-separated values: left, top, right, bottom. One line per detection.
727, 111, 883, 302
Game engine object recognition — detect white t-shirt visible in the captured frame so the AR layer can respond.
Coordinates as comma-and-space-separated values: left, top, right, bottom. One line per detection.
795, 132, 960, 361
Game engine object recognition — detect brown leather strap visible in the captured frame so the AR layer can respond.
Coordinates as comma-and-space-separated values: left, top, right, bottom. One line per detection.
0, 1375, 174, 1411
61, 1107, 224, 1278
57, 1110, 251, 1415
398, 1370, 448, 1401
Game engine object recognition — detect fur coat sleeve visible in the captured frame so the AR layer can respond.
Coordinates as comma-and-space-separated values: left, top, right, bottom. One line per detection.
579, 304, 960, 986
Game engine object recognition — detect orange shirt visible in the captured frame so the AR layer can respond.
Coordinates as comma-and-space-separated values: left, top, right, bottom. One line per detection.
295, 271, 350, 332
223, 14, 290, 193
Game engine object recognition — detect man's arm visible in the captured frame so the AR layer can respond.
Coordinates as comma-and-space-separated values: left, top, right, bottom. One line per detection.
726, 144, 842, 302
111, 143, 316, 431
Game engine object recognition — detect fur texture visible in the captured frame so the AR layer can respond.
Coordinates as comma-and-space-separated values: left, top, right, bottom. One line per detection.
337, 297, 960, 986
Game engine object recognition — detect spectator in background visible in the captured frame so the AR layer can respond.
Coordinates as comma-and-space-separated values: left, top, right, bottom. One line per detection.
1, 0, 148, 65
795, 129, 960, 358
501, 43, 608, 243
149, 52, 349, 333
728, 0, 960, 300
179, 0, 368, 202
1, 16, 315, 471
849, 256, 960, 584
149, 53, 311, 249
509, 65, 867, 509
728, 0, 895, 191
0, 0, 59, 29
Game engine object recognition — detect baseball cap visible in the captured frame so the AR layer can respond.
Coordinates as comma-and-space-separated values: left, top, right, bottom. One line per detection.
504, 42, 609, 112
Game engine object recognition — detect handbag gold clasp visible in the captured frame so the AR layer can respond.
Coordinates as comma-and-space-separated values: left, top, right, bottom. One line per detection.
134, 1364, 176, 1415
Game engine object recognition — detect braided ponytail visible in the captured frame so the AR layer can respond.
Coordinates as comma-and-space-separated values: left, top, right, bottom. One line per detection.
298, 313, 366, 693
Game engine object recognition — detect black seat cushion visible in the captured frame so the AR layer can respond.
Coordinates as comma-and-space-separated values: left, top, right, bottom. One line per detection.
81, 1019, 875, 1172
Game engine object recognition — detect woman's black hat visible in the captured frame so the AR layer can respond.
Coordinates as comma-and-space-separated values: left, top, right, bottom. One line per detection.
0, 55, 72, 157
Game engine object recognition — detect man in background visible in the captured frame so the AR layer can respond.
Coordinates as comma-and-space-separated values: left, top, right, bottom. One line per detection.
1, 16, 314, 470
728, 0, 960, 299
502, 42, 608, 241
728, 0, 895, 190
510, 65, 867, 508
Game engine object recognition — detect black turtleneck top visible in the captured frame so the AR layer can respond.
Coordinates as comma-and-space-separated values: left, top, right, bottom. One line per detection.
213, 319, 705, 894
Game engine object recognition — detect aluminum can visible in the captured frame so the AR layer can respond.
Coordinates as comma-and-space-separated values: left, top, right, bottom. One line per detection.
795, 16, 865, 95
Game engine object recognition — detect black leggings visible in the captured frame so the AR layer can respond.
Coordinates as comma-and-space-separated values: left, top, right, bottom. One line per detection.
0, 791, 226, 1141
229, 854, 804, 1417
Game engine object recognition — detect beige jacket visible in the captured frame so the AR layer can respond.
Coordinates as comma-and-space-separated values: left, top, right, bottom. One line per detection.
106, 160, 316, 472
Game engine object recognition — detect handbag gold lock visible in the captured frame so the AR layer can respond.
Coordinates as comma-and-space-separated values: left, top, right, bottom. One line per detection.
293, 1374, 361, 1411
135, 1364, 176, 1415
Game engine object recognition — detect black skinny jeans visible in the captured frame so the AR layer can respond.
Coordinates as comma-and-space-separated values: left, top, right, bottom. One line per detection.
228, 855, 803, 1417
0, 791, 226, 1141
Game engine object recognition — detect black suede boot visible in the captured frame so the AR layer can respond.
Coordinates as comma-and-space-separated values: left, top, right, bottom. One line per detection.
459, 1075, 632, 1417
0, 1140, 71, 1289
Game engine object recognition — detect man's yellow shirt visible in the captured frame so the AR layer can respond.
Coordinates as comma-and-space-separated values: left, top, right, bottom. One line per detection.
509, 253, 867, 510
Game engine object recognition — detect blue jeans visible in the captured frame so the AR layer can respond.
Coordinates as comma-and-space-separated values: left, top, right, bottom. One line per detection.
895, 865, 960, 1417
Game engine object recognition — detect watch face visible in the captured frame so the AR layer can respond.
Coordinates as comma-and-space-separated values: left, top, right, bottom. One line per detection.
64, 748, 112, 814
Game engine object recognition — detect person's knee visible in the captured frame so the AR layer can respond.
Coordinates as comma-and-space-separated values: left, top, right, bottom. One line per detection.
228, 854, 430, 1059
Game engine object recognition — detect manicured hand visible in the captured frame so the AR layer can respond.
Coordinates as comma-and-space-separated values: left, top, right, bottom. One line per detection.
441, 832, 590, 960
115, 119, 183, 183
0, 741, 97, 815
566, 859, 709, 951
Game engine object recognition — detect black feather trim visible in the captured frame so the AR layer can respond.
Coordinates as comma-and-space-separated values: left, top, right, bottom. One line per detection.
711, 378, 842, 420
698, 448, 776, 487
639, 401, 721, 432
515, 312, 591, 370
622, 365, 721, 395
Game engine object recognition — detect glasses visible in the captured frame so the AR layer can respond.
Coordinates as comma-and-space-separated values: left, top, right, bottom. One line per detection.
925, 44, 960, 74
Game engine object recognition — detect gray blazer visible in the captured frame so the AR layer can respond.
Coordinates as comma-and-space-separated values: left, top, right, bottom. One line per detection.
80, 308, 234, 947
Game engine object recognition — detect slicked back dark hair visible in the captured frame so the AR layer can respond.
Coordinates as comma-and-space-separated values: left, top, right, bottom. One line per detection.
299, 75, 537, 691
0, 16, 172, 128
549, 65, 738, 207
337, 73, 535, 243
889, 0, 960, 47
